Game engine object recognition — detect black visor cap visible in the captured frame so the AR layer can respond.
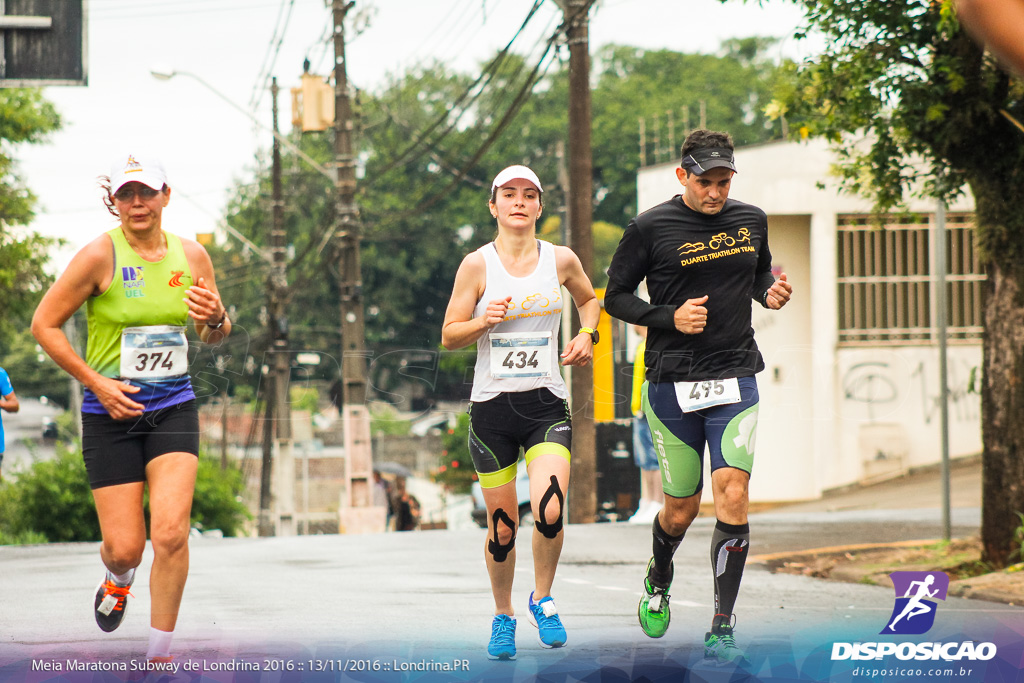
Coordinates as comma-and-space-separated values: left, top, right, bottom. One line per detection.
681, 147, 737, 175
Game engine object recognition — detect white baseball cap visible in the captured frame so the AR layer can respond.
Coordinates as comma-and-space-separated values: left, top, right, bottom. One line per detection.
110, 153, 168, 193
491, 164, 543, 193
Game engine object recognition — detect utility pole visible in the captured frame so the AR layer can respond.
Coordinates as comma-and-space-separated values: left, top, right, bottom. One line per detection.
270, 76, 296, 536
555, 0, 597, 524
332, 0, 382, 533
258, 77, 295, 536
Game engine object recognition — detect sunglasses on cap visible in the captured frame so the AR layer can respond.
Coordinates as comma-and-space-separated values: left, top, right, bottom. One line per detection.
113, 184, 162, 202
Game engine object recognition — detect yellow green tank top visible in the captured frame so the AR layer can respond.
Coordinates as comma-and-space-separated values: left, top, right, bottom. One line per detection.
83, 227, 196, 413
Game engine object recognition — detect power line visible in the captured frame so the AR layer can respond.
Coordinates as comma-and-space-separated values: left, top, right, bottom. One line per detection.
248, 0, 299, 114
273, 1, 547, 285
364, 26, 561, 233
360, 0, 546, 184
90, 0, 285, 19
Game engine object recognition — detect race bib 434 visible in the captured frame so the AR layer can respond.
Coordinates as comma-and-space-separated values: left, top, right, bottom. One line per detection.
490, 331, 552, 379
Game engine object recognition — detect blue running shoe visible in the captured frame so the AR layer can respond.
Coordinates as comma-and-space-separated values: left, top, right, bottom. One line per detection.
527, 591, 567, 648
487, 615, 517, 660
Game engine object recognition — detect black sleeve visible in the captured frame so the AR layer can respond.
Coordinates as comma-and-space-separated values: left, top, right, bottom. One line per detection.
752, 216, 775, 308
604, 219, 677, 329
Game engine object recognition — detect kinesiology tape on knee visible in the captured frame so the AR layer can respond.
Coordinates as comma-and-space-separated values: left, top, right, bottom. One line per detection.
533, 475, 565, 539
487, 508, 516, 562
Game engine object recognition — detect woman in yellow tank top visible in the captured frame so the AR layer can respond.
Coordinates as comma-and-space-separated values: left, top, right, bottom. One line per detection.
32, 153, 231, 663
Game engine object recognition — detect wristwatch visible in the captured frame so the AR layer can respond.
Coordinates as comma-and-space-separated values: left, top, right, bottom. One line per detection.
579, 327, 599, 344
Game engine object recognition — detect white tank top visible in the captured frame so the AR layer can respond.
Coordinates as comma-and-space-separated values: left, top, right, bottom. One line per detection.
470, 240, 568, 402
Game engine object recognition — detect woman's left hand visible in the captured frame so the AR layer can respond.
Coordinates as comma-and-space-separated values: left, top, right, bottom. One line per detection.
185, 276, 225, 326
560, 334, 594, 366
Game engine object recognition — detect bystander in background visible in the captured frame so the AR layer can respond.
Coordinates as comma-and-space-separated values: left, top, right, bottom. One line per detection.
627, 326, 664, 524
0, 366, 20, 480
392, 476, 421, 531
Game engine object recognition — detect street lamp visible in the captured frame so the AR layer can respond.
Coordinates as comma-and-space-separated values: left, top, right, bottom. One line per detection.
149, 68, 335, 183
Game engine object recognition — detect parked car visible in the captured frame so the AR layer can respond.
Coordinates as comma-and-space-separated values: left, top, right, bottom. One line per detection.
470, 462, 533, 528
42, 418, 58, 439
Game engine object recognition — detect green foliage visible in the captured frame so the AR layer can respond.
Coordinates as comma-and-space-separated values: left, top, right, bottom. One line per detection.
0, 528, 48, 546
369, 402, 411, 436
0, 327, 70, 407
0, 88, 62, 360
190, 456, 251, 537
762, 0, 1024, 264
289, 385, 319, 415
0, 227, 60, 343
0, 445, 99, 543
1011, 512, 1024, 563
0, 445, 251, 542
435, 412, 475, 494
538, 217, 624, 288
749, 0, 1024, 569
0, 89, 61, 226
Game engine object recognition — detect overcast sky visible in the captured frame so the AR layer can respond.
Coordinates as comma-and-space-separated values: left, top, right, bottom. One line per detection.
15, 0, 813, 267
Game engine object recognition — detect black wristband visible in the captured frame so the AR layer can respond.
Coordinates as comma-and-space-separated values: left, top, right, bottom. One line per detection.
208, 314, 227, 330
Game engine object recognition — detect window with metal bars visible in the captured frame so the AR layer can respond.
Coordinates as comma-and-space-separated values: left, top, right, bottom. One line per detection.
836, 213, 985, 345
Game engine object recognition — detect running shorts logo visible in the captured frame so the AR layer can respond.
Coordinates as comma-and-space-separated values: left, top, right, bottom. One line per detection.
732, 412, 758, 455
653, 428, 672, 485
882, 571, 949, 635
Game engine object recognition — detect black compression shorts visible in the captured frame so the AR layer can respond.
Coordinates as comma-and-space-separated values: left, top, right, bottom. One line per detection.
468, 388, 572, 488
81, 399, 200, 489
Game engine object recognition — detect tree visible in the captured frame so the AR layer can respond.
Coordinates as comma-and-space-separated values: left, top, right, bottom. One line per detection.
759, 0, 1024, 566
0, 327, 69, 407
0, 89, 61, 351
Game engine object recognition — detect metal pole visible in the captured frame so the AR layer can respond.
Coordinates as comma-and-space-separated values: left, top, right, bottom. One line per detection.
258, 378, 274, 537
556, 0, 597, 524
271, 77, 295, 536
333, 1, 377, 532
220, 394, 229, 470
935, 198, 952, 541
332, 0, 367, 410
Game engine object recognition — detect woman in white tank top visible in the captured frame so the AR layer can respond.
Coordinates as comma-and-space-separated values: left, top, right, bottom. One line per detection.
442, 165, 600, 659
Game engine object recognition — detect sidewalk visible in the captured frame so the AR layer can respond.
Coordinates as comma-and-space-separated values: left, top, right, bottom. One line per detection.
772, 454, 982, 514
750, 456, 1024, 607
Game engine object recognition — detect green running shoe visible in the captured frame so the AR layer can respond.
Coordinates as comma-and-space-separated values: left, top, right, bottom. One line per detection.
704, 624, 746, 665
637, 557, 672, 638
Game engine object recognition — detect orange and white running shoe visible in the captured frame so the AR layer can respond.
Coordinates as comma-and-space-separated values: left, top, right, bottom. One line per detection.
94, 572, 134, 632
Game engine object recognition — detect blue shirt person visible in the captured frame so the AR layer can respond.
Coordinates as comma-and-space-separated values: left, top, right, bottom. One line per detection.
0, 367, 21, 478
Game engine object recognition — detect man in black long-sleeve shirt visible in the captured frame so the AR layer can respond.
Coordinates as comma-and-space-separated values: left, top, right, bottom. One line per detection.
604, 129, 792, 665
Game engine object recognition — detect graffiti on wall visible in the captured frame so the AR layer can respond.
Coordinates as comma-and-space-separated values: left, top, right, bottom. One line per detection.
841, 356, 980, 425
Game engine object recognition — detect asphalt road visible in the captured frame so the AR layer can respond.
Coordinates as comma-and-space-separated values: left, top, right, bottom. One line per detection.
1, 500, 1019, 683
0, 397, 61, 474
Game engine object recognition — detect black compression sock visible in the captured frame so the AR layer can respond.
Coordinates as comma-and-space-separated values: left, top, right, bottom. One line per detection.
651, 514, 684, 586
711, 519, 750, 632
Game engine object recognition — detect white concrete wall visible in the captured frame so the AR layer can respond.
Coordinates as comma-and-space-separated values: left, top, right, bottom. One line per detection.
832, 346, 982, 488
636, 138, 982, 501
748, 215, 816, 501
